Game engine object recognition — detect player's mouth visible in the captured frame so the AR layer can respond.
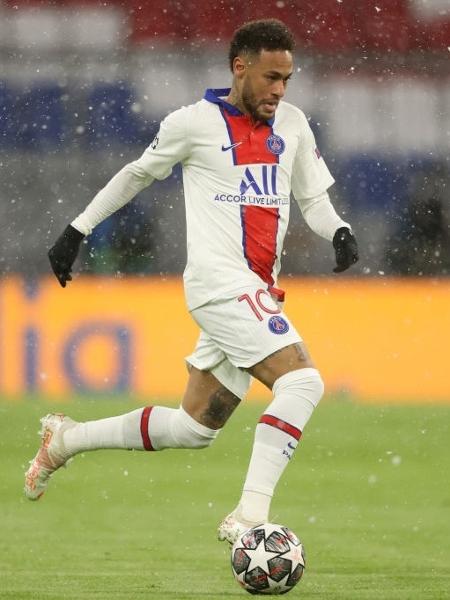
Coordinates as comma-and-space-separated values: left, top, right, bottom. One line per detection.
260, 101, 279, 114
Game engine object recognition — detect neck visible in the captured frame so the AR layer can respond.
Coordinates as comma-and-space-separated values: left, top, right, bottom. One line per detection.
223, 84, 268, 125
224, 86, 248, 116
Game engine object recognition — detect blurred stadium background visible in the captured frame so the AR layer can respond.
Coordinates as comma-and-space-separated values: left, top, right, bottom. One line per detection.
0, 0, 449, 402
1, 5, 450, 599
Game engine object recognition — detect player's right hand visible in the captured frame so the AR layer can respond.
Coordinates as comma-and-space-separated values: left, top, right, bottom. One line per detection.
48, 225, 85, 287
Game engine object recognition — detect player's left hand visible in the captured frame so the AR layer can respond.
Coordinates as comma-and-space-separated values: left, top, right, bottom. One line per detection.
332, 227, 359, 273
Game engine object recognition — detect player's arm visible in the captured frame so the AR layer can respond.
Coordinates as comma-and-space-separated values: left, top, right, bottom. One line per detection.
48, 107, 190, 287
48, 163, 155, 287
297, 191, 359, 273
291, 113, 358, 273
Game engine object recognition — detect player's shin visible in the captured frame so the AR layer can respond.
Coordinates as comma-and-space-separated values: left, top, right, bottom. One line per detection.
236, 368, 324, 525
63, 408, 146, 454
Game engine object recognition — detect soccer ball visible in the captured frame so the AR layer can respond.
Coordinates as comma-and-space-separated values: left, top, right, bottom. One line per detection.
230, 523, 305, 595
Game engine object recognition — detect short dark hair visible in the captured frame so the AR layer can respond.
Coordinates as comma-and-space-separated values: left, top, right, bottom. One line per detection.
228, 19, 295, 71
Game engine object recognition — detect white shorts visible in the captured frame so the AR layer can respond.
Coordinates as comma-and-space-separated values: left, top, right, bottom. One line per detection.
186, 286, 302, 399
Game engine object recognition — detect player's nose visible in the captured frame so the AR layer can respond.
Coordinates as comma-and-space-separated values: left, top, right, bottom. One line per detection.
271, 80, 285, 99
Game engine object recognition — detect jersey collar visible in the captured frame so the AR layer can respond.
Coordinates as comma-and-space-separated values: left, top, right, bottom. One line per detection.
204, 88, 275, 126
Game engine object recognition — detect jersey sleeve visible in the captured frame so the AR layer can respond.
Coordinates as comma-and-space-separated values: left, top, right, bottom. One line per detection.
71, 162, 155, 236
291, 114, 335, 200
298, 190, 351, 241
136, 106, 190, 180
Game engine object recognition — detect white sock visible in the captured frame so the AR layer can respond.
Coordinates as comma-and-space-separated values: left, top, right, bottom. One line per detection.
145, 406, 219, 450
237, 368, 324, 524
63, 408, 144, 455
63, 406, 219, 455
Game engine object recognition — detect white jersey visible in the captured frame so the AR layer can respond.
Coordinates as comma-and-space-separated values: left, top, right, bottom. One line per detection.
135, 88, 335, 310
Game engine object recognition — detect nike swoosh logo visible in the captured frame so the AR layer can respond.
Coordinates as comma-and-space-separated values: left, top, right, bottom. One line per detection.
221, 142, 243, 151
287, 442, 297, 450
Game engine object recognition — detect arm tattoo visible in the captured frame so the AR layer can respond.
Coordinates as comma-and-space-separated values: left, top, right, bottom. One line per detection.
201, 388, 241, 429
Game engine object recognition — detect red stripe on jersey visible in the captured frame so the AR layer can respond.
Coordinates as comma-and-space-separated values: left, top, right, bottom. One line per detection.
259, 414, 302, 441
222, 112, 278, 165
221, 108, 281, 287
241, 205, 279, 286
140, 406, 154, 451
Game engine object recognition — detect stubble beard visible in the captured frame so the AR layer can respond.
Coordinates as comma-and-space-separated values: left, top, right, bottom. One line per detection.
241, 80, 264, 123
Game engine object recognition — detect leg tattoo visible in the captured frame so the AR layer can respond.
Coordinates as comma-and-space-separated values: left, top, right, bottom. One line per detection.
200, 388, 241, 429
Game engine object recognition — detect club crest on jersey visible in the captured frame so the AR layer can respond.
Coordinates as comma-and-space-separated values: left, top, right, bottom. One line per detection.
268, 315, 289, 334
266, 134, 285, 155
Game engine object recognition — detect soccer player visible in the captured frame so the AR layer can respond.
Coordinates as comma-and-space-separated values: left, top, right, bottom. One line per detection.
25, 19, 358, 543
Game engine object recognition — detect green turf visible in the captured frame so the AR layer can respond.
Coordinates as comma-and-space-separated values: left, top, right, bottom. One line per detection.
0, 398, 449, 599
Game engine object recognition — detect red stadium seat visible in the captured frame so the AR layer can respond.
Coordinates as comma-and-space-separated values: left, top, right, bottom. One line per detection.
350, 0, 411, 52
180, 0, 244, 44
3, 0, 450, 51
126, 0, 186, 44
243, 0, 356, 51
3, 0, 64, 5
409, 15, 450, 50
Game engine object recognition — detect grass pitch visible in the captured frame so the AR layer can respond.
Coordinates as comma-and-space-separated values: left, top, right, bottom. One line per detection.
0, 398, 449, 599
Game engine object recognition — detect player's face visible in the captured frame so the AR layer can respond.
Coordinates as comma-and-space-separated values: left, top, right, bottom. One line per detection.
239, 50, 293, 122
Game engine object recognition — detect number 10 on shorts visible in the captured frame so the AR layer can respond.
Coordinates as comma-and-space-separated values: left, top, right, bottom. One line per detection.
238, 289, 281, 321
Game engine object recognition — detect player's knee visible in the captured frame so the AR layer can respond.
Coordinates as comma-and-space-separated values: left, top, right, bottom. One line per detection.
189, 434, 217, 449
171, 408, 220, 449
182, 426, 218, 450
306, 369, 325, 407
274, 367, 324, 405
270, 368, 324, 432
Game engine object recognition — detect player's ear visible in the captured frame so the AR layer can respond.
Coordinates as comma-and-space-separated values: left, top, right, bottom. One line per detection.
233, 56, 246, 79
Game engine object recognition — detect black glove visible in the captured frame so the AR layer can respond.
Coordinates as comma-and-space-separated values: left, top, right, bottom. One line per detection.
332, 227, 359, 273
48, 224, 85, 287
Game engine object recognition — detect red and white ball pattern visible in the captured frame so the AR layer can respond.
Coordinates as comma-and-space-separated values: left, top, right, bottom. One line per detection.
231, 523, 305, 595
